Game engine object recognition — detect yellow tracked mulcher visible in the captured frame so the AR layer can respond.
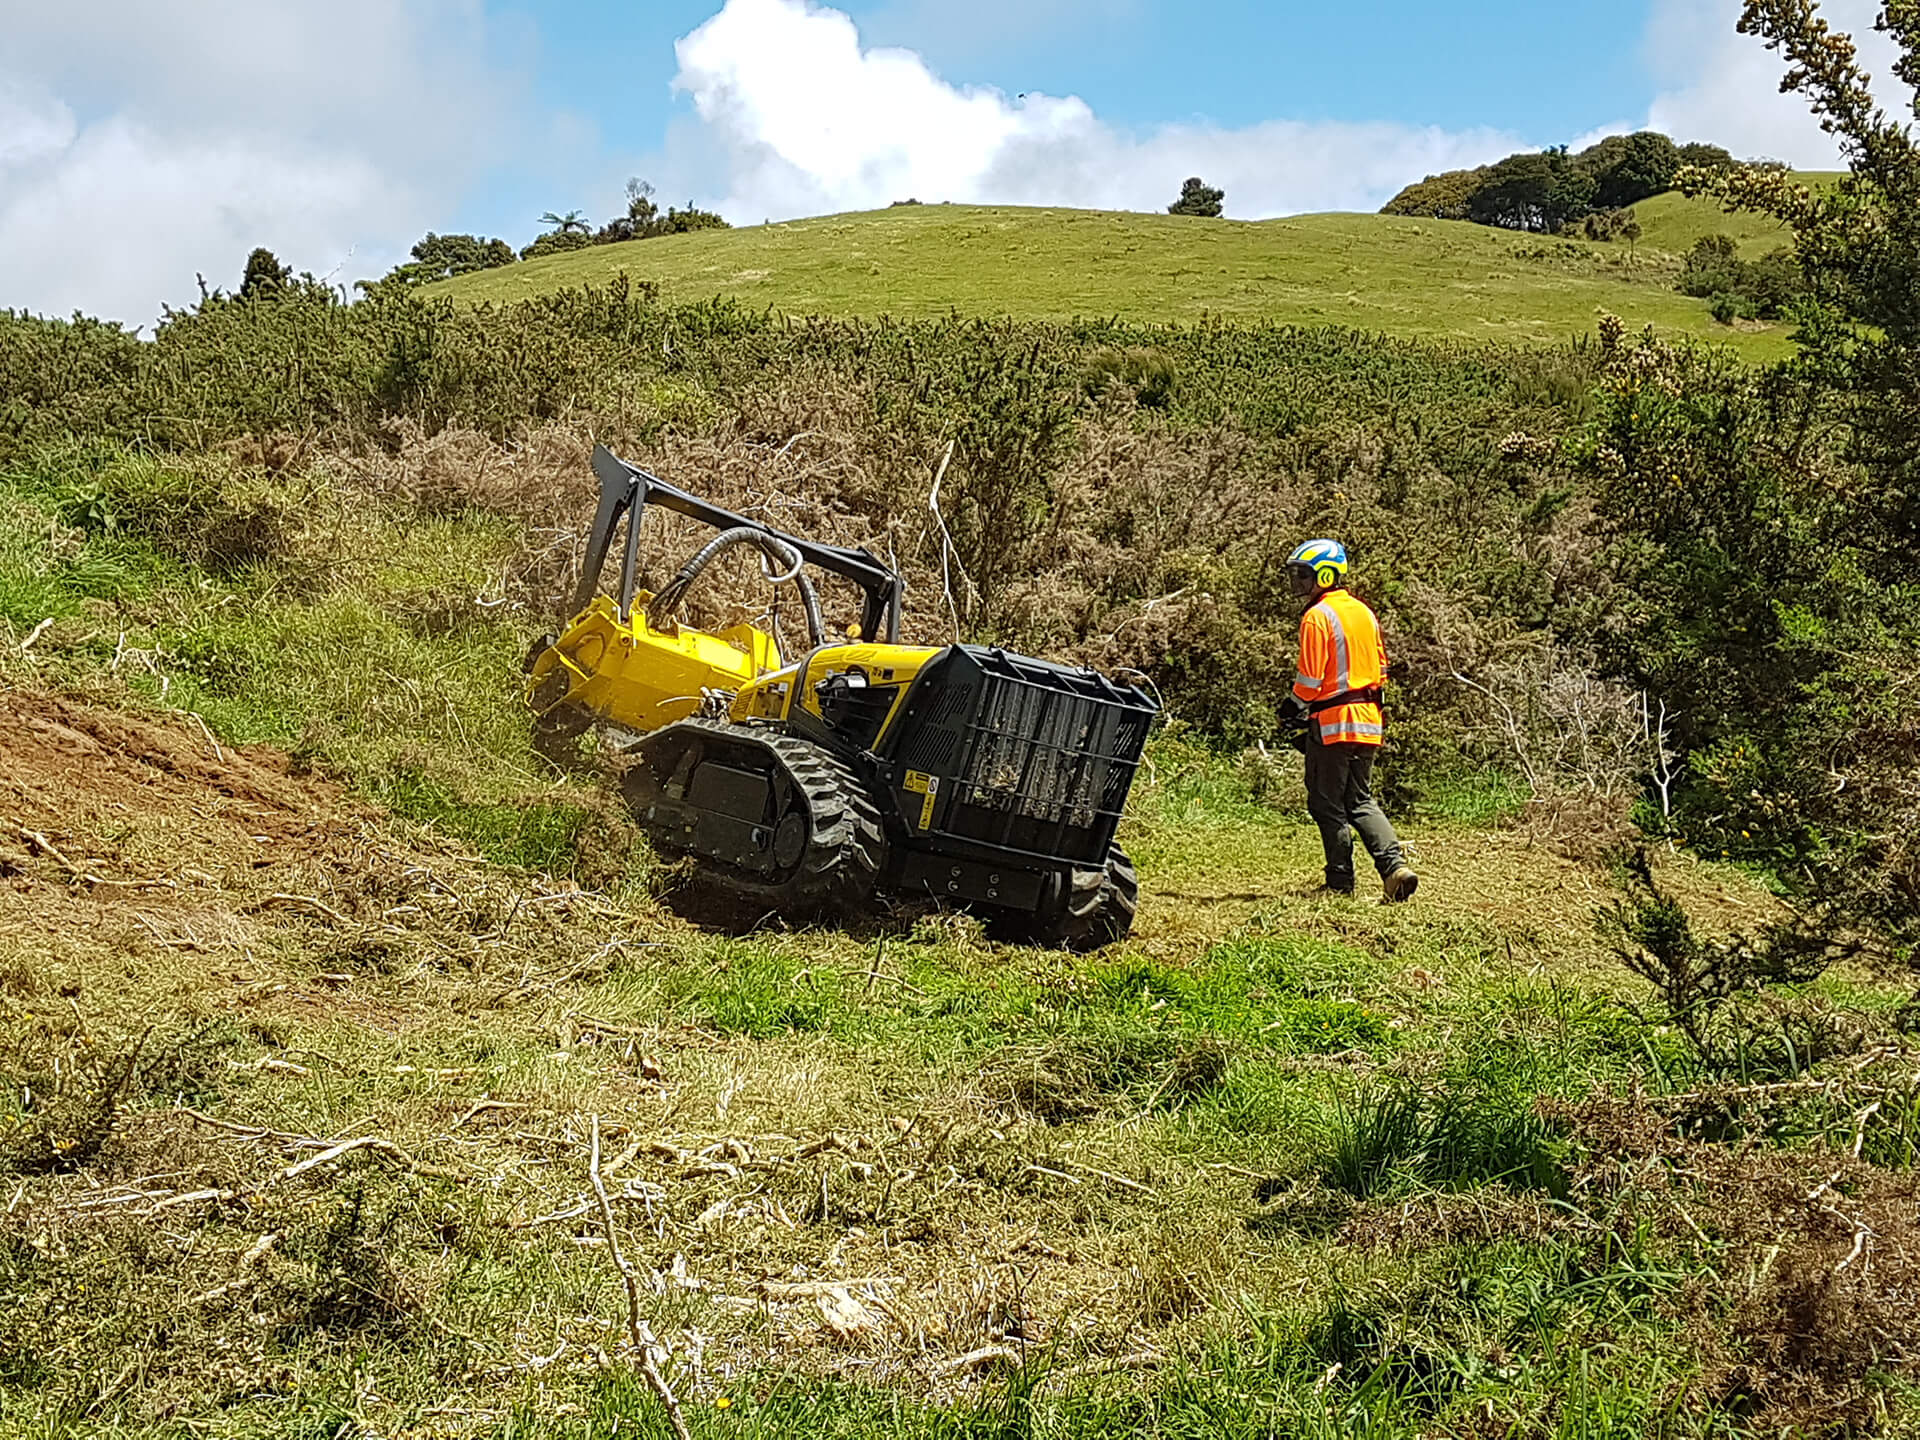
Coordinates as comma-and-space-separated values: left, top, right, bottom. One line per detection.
525, 447, 1159, 947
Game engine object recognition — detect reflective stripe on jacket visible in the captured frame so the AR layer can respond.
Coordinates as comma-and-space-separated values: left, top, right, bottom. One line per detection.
1293, 589, 1387, 747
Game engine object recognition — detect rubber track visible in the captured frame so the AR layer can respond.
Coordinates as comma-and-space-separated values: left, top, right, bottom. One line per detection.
627, 719, 885, 918
991, 843, 1138, 951
1055, 844, 1139, 951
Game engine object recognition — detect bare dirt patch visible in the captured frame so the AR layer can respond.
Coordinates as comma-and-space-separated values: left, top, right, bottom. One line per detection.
0, 688, 425, 1017
0, 686, 353, 879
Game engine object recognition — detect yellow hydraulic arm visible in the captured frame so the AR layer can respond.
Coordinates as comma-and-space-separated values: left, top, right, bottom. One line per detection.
527, 446, 914, 740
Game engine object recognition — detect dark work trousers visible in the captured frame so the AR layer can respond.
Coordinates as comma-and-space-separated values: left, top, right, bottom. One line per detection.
1303, 740, 1405, 891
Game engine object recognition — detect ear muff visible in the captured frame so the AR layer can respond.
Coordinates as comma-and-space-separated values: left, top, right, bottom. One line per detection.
1315, 563, 1339, 589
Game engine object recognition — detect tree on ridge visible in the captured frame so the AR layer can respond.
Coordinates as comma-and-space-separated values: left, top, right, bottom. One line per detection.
1168, 178, 1225, 217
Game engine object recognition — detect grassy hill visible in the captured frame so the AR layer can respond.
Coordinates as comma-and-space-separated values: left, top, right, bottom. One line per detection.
433, 204, 1796, 358
1632, 171, 1840, 257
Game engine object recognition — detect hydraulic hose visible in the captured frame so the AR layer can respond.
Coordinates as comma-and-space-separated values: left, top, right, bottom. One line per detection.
646, 526, 825, 648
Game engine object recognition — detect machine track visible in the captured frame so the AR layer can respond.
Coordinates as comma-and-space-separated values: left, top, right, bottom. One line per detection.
621, 719, 885, 918
988, 843, 1138, 951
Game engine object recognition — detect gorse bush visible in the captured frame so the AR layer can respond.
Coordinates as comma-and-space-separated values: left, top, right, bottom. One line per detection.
2, 220, 1916, 963
0, 312, 146, 456
0, 277, 1608, 766
1575, 317, 1920, 956
1677, 234, 1804, 320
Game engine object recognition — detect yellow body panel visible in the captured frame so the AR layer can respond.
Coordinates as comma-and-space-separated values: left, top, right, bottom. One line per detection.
528, 594, 783, 733
530, 597, 942, 748
737, 642, 942, 746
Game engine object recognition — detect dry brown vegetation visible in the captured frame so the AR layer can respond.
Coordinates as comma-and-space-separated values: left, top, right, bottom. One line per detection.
6, 677, 1903, 1437
1560, 1095, 1920, 1433
2, 214, 1916, 1434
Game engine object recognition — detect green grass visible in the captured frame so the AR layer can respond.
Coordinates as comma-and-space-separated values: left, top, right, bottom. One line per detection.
434, 204, 1795, 358
0, 448, 575, 866
3, 442, 1911, 1438
0, 780, 1777, 1440
1631, 172, 1842, 258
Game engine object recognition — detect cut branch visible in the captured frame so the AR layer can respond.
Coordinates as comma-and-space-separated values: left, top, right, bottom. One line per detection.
589, 1114, 691, 1440
926, 440, 970, 640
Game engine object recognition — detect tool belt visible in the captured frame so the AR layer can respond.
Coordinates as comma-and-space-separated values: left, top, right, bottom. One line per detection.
1307, 685, 1384, 716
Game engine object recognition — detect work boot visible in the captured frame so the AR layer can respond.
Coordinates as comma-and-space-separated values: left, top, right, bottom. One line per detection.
1383, 867, 1419, 904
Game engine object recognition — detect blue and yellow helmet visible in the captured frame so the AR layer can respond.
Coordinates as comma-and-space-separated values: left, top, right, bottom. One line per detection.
1286, 538, 1349, 591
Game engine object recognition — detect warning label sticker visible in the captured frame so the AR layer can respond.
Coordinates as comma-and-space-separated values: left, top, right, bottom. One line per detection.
902, 770, 940, 830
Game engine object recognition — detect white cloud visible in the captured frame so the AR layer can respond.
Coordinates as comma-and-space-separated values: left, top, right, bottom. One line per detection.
32, 0, 1881, 327
0, 81, 76, 170
667, 0, 1524, 221
1567, 120, 1636, 154
0, 0, 529, 326
1642, 0, 1901, 166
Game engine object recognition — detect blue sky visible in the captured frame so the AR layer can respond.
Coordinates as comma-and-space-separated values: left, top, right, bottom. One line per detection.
477, 0, 1660, 235
537, 0, 1653, 137
0, 0, 1867, 322
530, 0, 1654, 134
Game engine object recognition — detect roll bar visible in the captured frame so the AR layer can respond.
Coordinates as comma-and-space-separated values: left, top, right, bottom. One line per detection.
573, 445, 905, 643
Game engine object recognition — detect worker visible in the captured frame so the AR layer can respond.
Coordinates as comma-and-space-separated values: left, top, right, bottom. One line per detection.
1279, 539, 1419, 902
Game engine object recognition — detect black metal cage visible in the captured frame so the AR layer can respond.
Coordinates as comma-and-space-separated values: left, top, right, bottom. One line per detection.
885, 647, 1157, 867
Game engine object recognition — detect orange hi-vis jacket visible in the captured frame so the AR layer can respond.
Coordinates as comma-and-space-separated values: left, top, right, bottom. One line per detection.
1293, 589, 1387, 746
